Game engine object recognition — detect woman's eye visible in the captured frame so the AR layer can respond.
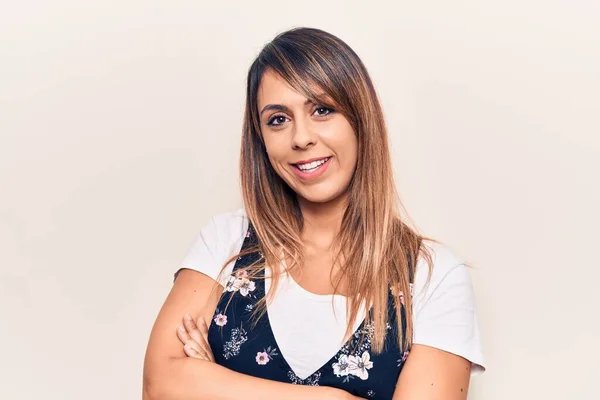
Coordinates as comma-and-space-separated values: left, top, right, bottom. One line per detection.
267, 115, 288, 126
314, 106, 334, 117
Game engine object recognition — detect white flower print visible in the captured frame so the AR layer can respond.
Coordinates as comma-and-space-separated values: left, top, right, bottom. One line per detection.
224, 272, 256, 297
334, 323, 375, 382
224, 276, 241, 292
348, 351, 374, 380
223, 326, 248, 359
332, 354, 351, 377
214, 313, 227, 327
338, 323, 374, 359
288, 370, 321, 386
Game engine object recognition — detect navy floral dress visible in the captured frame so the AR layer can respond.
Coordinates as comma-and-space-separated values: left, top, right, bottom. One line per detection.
207, 224, 412, 399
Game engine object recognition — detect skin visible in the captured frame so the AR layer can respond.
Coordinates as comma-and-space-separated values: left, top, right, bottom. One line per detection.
143, 69, 472, 399
257, 69, 358, 294
143, 271, 353, 400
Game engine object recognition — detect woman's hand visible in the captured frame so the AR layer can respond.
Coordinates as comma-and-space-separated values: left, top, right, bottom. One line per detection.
176, 313, 215, 362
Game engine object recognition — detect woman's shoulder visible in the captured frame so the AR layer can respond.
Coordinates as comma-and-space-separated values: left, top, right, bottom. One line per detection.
413, 240, 474, 302
209, 207, 248, 226
419, 240, 467, 273
184, 207, 250, 260
412, 239, 486, 374
178, 208, 249, 284
200, 207, 249, 241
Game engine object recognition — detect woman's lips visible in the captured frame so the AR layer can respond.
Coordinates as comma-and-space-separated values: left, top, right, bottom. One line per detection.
291, 157, 332, 180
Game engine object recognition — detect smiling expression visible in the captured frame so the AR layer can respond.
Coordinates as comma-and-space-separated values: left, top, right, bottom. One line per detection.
257, 70, 358, 204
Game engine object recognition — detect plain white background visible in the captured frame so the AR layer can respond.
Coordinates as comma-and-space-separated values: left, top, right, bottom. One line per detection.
1, 1, 599, 399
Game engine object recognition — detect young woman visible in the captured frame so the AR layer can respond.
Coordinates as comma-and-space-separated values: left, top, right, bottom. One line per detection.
143, 27, 485, 400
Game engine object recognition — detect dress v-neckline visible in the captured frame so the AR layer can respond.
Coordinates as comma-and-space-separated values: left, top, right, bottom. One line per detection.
259, 264, 372, 381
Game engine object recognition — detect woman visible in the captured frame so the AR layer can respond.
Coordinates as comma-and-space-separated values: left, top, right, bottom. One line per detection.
143, 27, 485, 400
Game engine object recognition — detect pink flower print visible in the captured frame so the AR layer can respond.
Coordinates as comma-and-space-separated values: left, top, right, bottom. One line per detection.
332, 354, 351, 377
214, 313, 228, 327
225, 276, 241, 292
348, 351, 374, 380
256, 351, 270, 365
238, 278, 256, 296
255, 346, 278, 365
225, 272, 256, 297
235, 269, 249, 279
246, 230, 251, 238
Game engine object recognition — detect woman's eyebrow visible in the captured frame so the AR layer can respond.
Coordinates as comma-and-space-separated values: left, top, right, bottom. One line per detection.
259, 98, 322, 117
260, 104, 291, 116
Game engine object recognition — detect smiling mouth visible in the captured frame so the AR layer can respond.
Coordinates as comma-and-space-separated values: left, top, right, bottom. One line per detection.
292, 157, 331, 173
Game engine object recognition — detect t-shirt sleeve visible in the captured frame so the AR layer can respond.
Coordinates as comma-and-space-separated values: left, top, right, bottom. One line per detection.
175, 209, 248, 287
411, 242, 486, 375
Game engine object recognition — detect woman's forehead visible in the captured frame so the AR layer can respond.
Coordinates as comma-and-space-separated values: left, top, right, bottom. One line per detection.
257, 71, 303, 105
257, 70, 331, 109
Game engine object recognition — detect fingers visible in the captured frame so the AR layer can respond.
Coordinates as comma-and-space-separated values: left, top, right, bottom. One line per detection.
183, 313, 204, 347
184, 338, 211, 360
197, 316, 210, 338
176, 324, 191, 344
177, 325, 211, 360
178, 313, 215, 362
196, 317, 215, 362
183, 342, 202, 358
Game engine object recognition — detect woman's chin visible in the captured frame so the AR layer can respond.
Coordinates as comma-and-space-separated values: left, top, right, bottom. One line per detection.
295, 188, 348, 205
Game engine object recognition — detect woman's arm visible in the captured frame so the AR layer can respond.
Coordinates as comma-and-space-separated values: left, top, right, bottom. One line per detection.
392, 344, 471, 400
142, 268, 357, 400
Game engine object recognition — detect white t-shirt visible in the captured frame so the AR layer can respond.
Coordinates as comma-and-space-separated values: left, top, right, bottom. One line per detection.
179, 208, 486, 379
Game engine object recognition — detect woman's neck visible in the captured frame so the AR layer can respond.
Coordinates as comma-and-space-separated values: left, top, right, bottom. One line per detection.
297, 193, 348, 251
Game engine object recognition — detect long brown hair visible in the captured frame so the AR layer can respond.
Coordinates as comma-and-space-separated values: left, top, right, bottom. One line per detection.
219, 27, 432, 353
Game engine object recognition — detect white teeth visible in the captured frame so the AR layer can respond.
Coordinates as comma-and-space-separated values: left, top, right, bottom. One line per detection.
297, 158, 328, 171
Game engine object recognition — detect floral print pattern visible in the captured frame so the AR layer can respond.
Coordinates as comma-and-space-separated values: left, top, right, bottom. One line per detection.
255, 352, 269, 365
255, 346, 279, 365
214, 313, 228, 327
239, 279, 256, 296
332, 354, 351, 377
224, 271, 256, 297
288, 370, 321, 386
348, 351, 374, 380
332, 323, 379, 382
208, 224, 412, 400
333, 351, 375, 381
223, 326, 248, 359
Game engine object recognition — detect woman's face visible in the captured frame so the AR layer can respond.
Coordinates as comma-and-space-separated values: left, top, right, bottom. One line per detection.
257, 70, 358, 205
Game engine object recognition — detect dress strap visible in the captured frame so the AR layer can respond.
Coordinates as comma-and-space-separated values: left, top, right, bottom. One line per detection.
230, 220, 261, 273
